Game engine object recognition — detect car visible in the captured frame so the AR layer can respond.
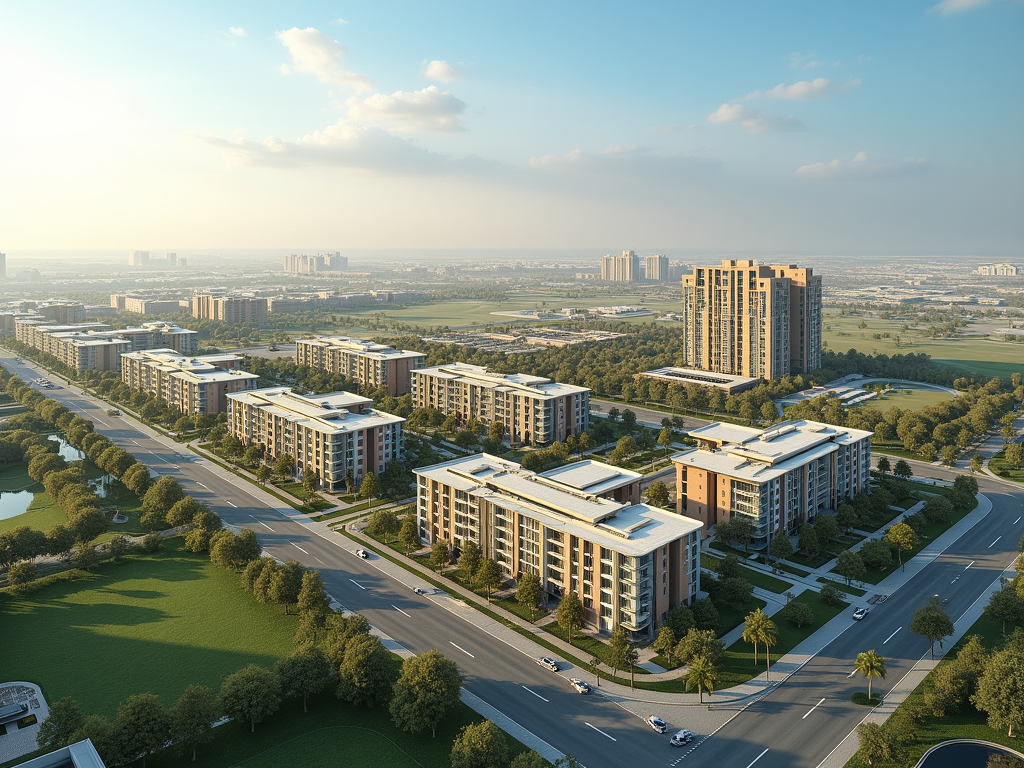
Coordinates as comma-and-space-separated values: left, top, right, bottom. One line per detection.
413, 587, 427, 595
853, 607, 868, 621
570, 678, 591, 694
670, 730, 695, 747
539, 657, 561, 672
356, 549, 369, 559
647, 716, 668, 733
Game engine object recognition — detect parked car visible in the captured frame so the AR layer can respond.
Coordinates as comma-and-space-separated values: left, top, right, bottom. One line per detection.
647, 716, 668, 734
570, 678, 591, 694
852, 607, 869, 621
539, 657, 561, 672
356, 549, 369, 559
670, 730, 695, 747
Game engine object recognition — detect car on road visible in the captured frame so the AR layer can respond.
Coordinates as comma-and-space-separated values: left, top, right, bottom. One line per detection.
670, 730, 695, 746
647, 716, 668, 733
413, 587, 427, 595
539, 657, 561, 672
570, 678, 591, 694
853, 607, 869, 621
356, 549, 369, 559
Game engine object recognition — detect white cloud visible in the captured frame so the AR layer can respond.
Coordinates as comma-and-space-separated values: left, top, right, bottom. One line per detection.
332, 17, 349, 24
795, 151, 929, 178
424, 60, 460, 82
932, 0, 991, 14
276, 27, 372, 92
746, 77, 860, 101
228, 27, 247, 37
707, 103, 804, 134
528, 145, 719, 178
346, 86, 466, 134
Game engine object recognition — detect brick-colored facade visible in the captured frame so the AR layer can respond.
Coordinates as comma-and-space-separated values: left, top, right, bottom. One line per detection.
296, 336, 425, 396
121, 348, 258, 414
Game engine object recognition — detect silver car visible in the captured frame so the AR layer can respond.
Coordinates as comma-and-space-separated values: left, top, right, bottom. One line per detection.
647, 716, 668, 733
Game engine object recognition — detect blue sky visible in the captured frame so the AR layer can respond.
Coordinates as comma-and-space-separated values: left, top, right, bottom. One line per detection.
0, 1, 1020, 254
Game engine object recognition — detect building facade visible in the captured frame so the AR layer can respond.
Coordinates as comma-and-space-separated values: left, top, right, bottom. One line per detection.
672, 419, 872, 548
600, 250, 640, 282
644, 254, 669, 282
283, 252, 348, 274
416, 454, 702, 638
227, 387, 404, 490
296, 336, 426, 396
121, 348, 259, 414
190, 294, 268, 325
15, 319, 198, 371
410, 363, 590, 446
976, 263, 1020, 276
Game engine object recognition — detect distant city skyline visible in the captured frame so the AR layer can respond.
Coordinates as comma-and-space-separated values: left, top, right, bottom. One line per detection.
0, 1, 1020, 254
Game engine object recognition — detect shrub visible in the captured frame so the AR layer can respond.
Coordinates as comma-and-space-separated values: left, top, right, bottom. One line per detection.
8, 561, 38, 586
140, 533, 163, 553
782, 600, 815, 628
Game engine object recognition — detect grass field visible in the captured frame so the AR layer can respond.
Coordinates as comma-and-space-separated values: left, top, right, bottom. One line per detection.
0, 542, 297, 717
854, 388, 953, 413
988, 449, 1024, 483
227, 726, 419, 768
701, 553, 793, 594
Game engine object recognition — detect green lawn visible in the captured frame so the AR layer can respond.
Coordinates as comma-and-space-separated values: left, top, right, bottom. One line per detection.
702, 553, 792, 594
542, 622, 648, 675
818, 577, 867, 597
0, 541, 298, 717
227, 725, 420, 768
854, 388, 954, 413
988, 450, 1024, 483
769, 559, 813, 578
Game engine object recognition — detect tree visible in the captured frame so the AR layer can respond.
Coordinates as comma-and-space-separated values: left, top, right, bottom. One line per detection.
276, 646, 332, 713
970, 453, 984, 473
1005, 442, 1024, 470
621, 409, 637, 431
782, 600, 815, 628
972, 637, 1024, 737
876, 456, 891, 477
256, 465, 272, 485
813, 515, 840, 553
474, 558, 503, 602
769, 533, 793, 563
270, 560, 306, 614
142, 475, 186, 520
893, 459, 912, 479
820, 581, 846, 608
487, 420, 507, 443
673, 628, 725, 667
358, 472, 379, 505
686, 654, 719, 703
273, 453, 294, 477
338, 634, 397, 708
742, 608, 778, 679
219, 665, 281, 733
608, 627, 639, 688
922, 496, 954, 524
297, 570, 332, 616
366, 508, 400, 544
692, 598, 720, 632
836, 503, 859, 534
665, 605, 696, 637
985, 582, 1024, 634
658, 426, 674, 454
515, 572, 543, 622
209, 529, 261, 571
169, 685, 218, 762
70, 509, 109, 545
399, 515, 419, 553
645, 480, 670, 509
910, 598, 954, 659
116, 693, 171, 768
884, 522, 917, 572
798, 524, 820, 559
167, 496, 208, 528
36, 696, 85, 750
860, 539, 893, 572
855, 649, 887, 700
449, 720, 509, 768
8, 561, 37, 586
430, 539, 451, 572
835, 550, 867, 586
511, 751, 550, 768
390, 649, 463, 737
459, 540, 482, 581
855, 722, 898, 766
557, 590, 585, 645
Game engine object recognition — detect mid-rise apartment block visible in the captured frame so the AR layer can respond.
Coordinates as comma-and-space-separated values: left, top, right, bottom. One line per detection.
644, 254, 669, 282
118, 296, 183, 316
601, 250, 640, 282
227, 387, 404, 491
32, 302, 87, 324
191, 294, 268, 326
283, 252, 348, 274
416, 454, 702, 638
14, 319, 198, 370
410, 363, 590, 446
681, 260, 823, 379
672, 419, 872, 547
121, 349, 259, 414
976, 263, 1019, 277
296, 336, 426, 396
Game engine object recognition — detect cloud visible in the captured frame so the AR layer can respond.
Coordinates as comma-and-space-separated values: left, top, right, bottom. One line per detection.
424, 60, 460, 82
795, 151, 929, 178
346, 85, 466, 134
932, 0, 991, 13
746, 77, 860, 101
198, 120, 491, 175
786, 52, 840, 69
707, 103, 804, 134
276, 27, 372, 92
331, 17, 349, 24
528, 145, 719, 178
228, 27, 247, 37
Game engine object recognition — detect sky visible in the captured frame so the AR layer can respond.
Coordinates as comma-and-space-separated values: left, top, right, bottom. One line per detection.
0, 1, 1021, 256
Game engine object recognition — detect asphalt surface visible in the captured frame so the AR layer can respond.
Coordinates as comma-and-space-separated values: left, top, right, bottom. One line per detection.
4, 350, 1023, 768
590, 398, 710, 431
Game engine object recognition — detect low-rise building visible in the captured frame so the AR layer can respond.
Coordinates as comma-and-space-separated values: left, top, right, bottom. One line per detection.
416, 454, 702, 638
227, 387, 404, 490
672, 419, 872, 547
121, 348, 259, 414
410, 363, 589, 446
639, 366, 760, 395
296, 336, 426, 396
14, 318, 197, 368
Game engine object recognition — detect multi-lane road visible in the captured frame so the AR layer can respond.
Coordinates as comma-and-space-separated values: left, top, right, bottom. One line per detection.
3, 349, 1023, 767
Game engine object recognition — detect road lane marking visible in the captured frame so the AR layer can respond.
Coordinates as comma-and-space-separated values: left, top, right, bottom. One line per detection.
313, 556, 325, 565
291, 542, 309, 555
226, 500, 237, 507
745, 748, 769, 768
392, 605, 412, 618
966, 561, 974, 569
847, 669, 858, 678
1014, 517, 1022, 525
521, 685, 549, 702
197, 483, 209, 490
249, 515, 273, 532
584, 722, 616, 741
349, 579, 366, 590
988, 536, 1001, 548
883, 627, 902, 644
450, 642, 475, 658
802, 698, 826, 719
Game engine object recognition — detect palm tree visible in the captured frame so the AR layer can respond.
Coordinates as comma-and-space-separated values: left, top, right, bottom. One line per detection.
854, 650, 887, 700
742, 609, 779, 680
686, 655, 719, 703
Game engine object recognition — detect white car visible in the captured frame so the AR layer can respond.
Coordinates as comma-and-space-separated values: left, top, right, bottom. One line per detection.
539, 657, 561, 672
413, 587, 427, 595
570, 678, 591, 694
852, 607, 869, 621
356, 549, 369, 559
647, 716, 668, 734
670, 730, 695, 747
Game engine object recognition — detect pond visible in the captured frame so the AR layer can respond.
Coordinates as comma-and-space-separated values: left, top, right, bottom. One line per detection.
48, 435, 85, 462
918, 741, 1024, 768
0, 436, 106, 522
0, 490, 34, 522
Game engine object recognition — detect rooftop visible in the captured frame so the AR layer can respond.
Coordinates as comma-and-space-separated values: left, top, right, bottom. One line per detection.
299, 335, 425, 361
640, 366, 760, 392
227, 386, 402, 434
538, 460, 641, 496
414, 362, 589, 398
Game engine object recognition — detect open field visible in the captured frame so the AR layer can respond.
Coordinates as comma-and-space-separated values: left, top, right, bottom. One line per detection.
822, 310, 1024, 380
0, 542, 297, 717
854, 388, 954, 413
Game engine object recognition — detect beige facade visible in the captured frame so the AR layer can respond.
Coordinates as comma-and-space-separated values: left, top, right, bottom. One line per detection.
601, 250, 640, 282
227, 387, 404, 491
121, 348, 258, 414
772, 265, 823, 373
15, 320, 127, 372
410, 363, 590, 446
296, 336, 426, 396
121, 297, 182, 316
191, 294, 267, 325
416, 454, 702, 638
644, 254, 669, 282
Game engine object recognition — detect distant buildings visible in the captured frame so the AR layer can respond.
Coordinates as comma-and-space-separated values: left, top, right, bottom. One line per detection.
114, 296, 183, 315
644, 254, 669, 282
0, 252, 5, 279
672, 419, 872, 547
33, 302, 87, 324
601, 250, 640, 282
121, 349, 259, 414
296, 336, 425, 396
190, 294, 268, 326
410, 362, 590, 445
283, 252, 348, 274
227, 387, 404, 490
128, 250, 149, 267
976, 263, 1019, 277
681, 260, 822, 379
128, 251, 179, 268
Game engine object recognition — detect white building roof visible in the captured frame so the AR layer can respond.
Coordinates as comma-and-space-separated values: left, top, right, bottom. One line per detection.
414, 363, 589, 398
641, 367, 759, 389
538, 460, 641, 496
300, 335, 425, 361
227, 386, 403, 434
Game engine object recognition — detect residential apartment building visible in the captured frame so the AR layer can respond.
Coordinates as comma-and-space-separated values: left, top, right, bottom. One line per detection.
296, 336, 426, 396
191, 294, 268, 326
976, 263, 1019, 276
600, 250, 640, 282
128, 250, 149, 266
410, 363, 590, 446
33, 302, 87, 324
121, 297, 182, 316
14, 319, 198, 370
121, 348, 259, 414
672, 419, 872, 548
283, 252, 348, 274
0, 252, 5, 280
644, 254, 669, 282
681, 260, 823, 379
416, 454, 702, 638
227, 387, 404, 490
